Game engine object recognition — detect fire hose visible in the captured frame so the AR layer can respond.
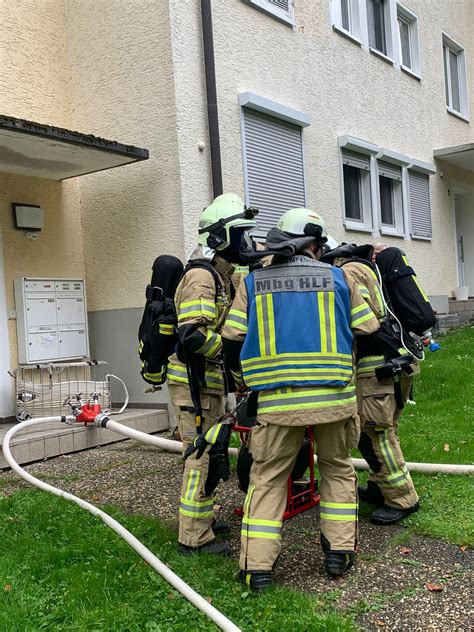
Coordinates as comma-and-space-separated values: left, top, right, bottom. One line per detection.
95, 415, 474, 475
2, 416, 241, 632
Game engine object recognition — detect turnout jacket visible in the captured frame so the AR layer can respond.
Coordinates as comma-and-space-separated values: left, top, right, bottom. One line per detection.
222, 253, 380, 425
168, 248, 235, 395
337, 259, 419, 378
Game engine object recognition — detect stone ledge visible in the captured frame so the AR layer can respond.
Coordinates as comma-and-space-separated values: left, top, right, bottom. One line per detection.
0, 408, 169, 470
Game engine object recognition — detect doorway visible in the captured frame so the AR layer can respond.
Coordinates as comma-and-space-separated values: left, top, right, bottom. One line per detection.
0, 228, 13, 419
454, 193, 474, 298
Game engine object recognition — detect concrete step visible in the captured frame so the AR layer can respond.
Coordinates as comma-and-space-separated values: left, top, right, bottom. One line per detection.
435, 314, 460, 333
0, 408, 169, 470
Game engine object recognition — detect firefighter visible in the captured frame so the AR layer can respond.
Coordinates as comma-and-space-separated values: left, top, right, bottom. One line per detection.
168, 193, 257, 556
324, 242, 420, 525
221, 208, 380, 592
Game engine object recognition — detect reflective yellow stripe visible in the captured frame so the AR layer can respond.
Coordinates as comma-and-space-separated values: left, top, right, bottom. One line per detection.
402, 255, 429, 301
258, 385, 356, 413
243, 484, 255, 517
185, 469, 200, 501
242, 517, 282, 527
318, 292, 327, 352
328, 292, 337, 353
226, 308, 248, 332
178, 299, 216, 323
167, 363, 188, 384
159, 324, 174, 335
320, 501, 357, 509
241, 352, 352, 367
266, 294, 277, 356
320, 514, 357, 521
181, 299, 215, 309
244, 368, 352, 387
256, 295, 266, 355
198, 330, 221, 357
351, 309, 374, 328
240, 529, 281, 539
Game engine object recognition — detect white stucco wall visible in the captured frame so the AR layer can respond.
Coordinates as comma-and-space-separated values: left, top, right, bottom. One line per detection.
177, 0, 474, 297
0, 0, 83, 411
64, 0, 186, 313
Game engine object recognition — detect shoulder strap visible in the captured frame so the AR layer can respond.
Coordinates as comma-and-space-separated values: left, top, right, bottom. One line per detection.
183, 260, 221, 300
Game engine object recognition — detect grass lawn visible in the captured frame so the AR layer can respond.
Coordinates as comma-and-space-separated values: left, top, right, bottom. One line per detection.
0, 491, 354, 632
0, 326, 472, 630
356, 325, 474, 546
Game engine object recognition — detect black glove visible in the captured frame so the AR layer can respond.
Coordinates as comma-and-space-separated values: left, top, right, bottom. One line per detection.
184, 419, 233, 461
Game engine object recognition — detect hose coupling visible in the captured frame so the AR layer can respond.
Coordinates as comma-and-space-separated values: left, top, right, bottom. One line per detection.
94, 412, 110, 428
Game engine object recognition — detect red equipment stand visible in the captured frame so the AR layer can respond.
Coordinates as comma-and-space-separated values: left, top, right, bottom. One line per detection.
233, 424, 320, 521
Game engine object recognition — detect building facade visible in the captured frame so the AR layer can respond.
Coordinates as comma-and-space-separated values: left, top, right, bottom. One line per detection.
0, 0, 472, 419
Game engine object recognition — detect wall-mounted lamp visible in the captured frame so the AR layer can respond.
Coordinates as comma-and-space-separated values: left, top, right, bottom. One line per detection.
12, 203, 44, 232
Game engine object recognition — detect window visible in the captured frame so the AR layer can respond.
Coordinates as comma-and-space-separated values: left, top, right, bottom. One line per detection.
341, 149, 373, 230
242, 0, 295, 26
397, 4, 420, 76
408, 170, 432, 239
377, 161, 404, 235
367, 0, 387, 54
331, 0, 362, 41
442, 34, 468, 119
242, 108, 306, 237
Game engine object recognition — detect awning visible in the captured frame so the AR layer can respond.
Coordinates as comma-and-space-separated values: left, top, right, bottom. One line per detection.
0, 115, 149, 180
433, 143, 474, 172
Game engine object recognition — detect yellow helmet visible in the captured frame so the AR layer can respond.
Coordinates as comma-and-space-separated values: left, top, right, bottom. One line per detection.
277, 208, 327, 240
197, 194, 258, 250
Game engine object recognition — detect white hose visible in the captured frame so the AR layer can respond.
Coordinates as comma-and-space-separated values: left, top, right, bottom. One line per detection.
105, 374, 129, 415
100, 418, 474, 475
2, 417, 241, 632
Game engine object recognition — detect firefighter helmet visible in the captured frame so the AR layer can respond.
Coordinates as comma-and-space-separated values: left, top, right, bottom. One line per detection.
277, 208, 328, 241
197, 194, 258, 251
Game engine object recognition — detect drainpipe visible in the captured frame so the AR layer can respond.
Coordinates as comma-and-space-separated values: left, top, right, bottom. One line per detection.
201, 0, 223, 198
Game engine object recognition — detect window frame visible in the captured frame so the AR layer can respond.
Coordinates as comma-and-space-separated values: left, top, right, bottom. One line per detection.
376, 161, 405, 236
339, 137, 379, 233
366, 0, 397, 63
442, 33, 469, 121
396, 3, 421, 78
331, 0, 363, 44
241, 0, 295, 27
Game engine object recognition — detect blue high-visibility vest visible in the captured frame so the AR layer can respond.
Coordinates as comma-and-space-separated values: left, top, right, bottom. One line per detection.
241, 257, 354, 390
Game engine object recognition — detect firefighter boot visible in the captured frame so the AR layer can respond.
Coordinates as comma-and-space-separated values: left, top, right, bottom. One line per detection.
358, 481, 384, 507
212, 520, 231, 536
238, 570, 273, 594
178, 539, 231, 556
321, 534, 354, 577
371, 501, 420, 525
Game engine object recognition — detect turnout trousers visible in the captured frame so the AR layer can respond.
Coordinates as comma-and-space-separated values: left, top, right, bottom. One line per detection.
240, 418, 358, 572
357, 373, 418, 510
169, 384, 225, 548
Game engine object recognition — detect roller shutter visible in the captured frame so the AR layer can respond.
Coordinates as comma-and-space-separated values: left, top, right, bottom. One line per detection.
243, 108, 306, 237
408, 170, 432, 239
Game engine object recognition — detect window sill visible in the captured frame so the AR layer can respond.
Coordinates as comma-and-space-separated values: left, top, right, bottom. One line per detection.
380, 228, 405, 238
241, 0, 295, 27
401, 65, 421, 81
369, 47, 395, 65
411, 234, 432, 241
332, 25, 362, 47
344, 223, 373, 234
446, 107, 470, 123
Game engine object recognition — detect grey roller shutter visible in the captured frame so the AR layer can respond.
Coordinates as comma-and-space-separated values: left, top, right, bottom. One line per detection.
243, 108, 306, 237
408, 170, 432, 239
378, 160, 402, 180
341, 149, 370, 171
